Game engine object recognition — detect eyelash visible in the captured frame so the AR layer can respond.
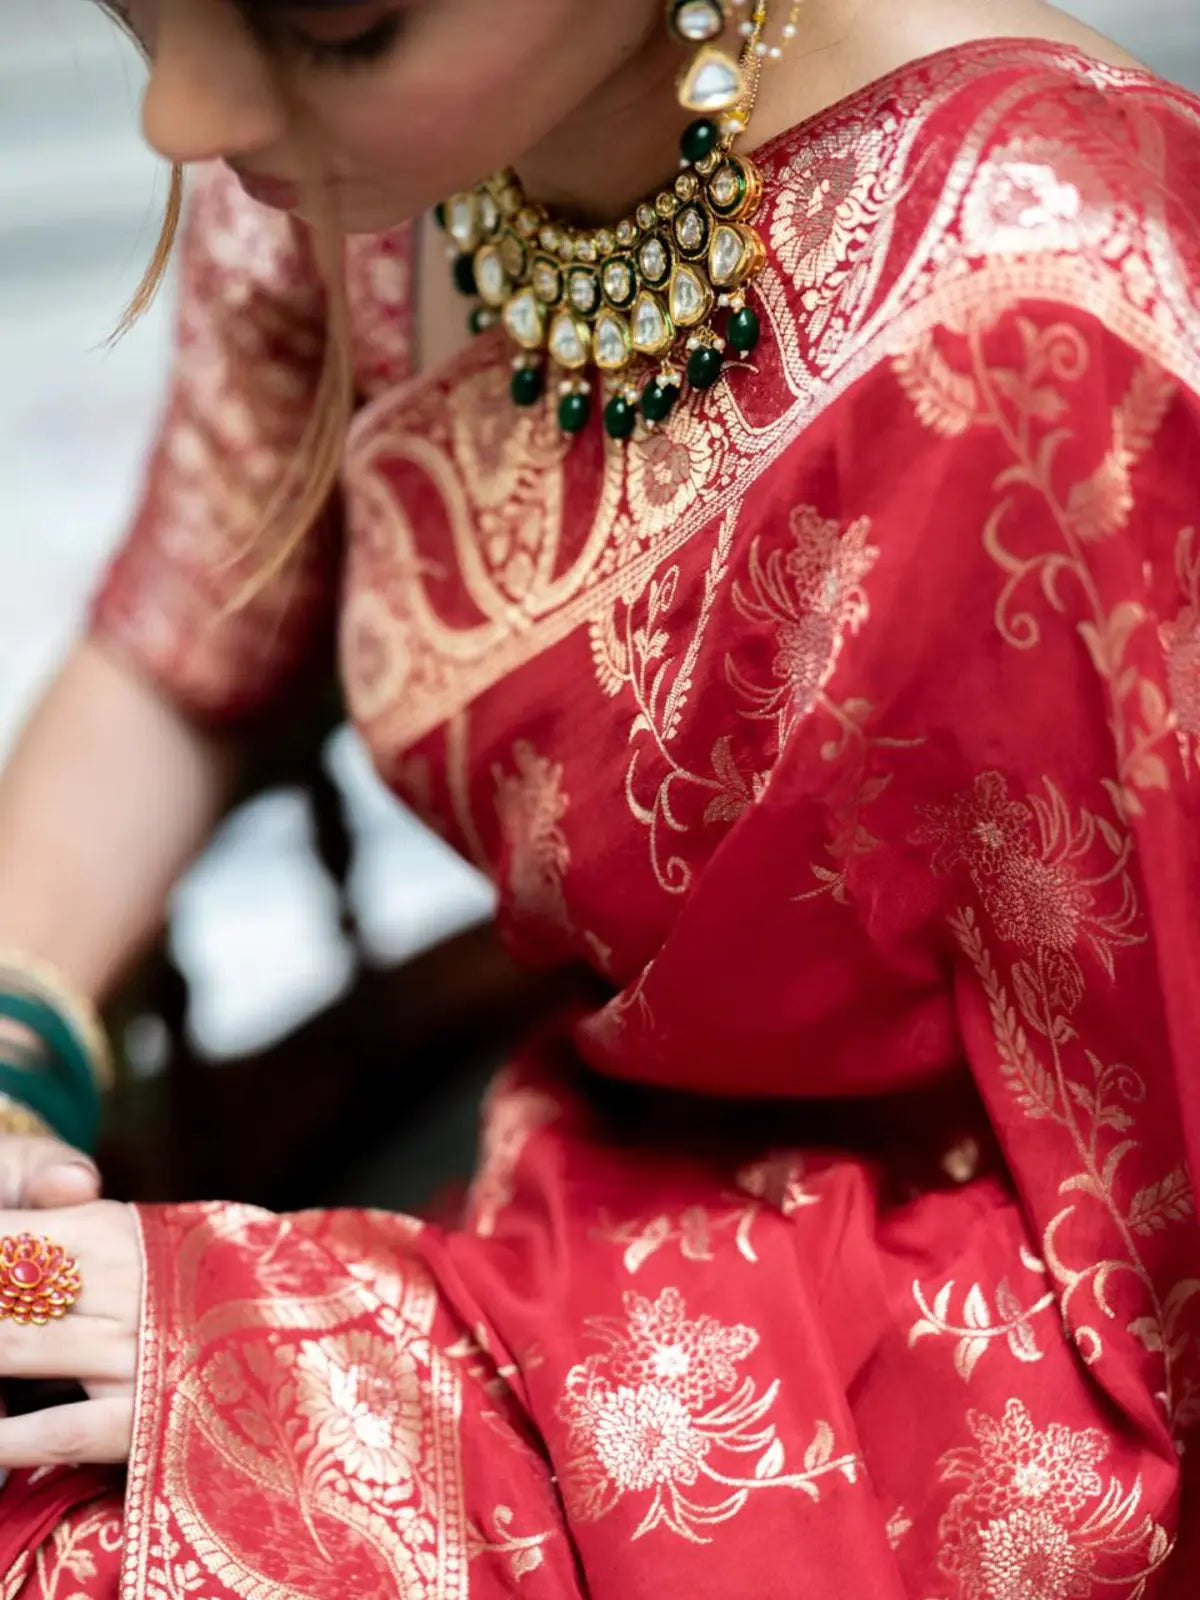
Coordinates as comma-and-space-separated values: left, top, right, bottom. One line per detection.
280, 14, 402, 68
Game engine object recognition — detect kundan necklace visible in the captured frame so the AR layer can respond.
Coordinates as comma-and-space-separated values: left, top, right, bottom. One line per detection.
436, 1, 803, 440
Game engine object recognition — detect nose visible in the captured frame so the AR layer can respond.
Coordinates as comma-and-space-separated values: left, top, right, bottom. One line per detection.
141, 0, 287, 166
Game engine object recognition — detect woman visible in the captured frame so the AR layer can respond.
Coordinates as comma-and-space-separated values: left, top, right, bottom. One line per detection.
0, 0, 1196, 1592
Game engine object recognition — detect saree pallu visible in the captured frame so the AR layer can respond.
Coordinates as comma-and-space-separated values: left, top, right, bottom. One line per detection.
5, 36, 1200, 1599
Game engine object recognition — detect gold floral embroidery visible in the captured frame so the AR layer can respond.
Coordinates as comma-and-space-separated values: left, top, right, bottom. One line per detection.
910, 1247, 1057, 1381
959, 136, 1134, 262
14, 1502, 122, 1600
915, 770, 1199, 1424
729, 505, 878, 740
897, 314, 1179, 816
595, 1200, 761, 1277
470, 1070, 561, 1239
292, 1331, 426, 1487
726, 503, 925, 899
467, 1507, 553, 1584
937, 1399, 1171, 1599
494, 741, 572, 933
591, 508, 761, 894
916, 773, 1142, 1001
1161, 525, 1200, 772
558, 1287, 858, 1541
768, 123, 904, 360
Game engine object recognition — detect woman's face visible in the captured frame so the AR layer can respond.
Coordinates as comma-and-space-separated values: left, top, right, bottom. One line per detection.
120, 0, 661, 233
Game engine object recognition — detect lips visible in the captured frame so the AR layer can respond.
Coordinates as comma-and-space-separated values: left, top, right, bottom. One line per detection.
229, 166, 302, 211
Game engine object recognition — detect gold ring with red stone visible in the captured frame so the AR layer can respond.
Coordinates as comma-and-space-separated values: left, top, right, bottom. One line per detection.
0, 1234, 82, 1325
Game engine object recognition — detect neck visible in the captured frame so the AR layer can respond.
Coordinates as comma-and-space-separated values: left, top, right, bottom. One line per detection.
515, 18, 690, 224
507, 0, 1141, 225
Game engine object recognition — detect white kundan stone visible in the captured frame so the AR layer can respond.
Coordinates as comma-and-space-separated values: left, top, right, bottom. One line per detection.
639, 238, 669, 283
710, 225, 748, 287
475, 247, 508, 308
674, 0, 724, 43
504, 287, 545, 349
594, 311, 632, 371
669, 264, 710, 327
676, 208, 705, 253
549, 311, 590, 369
679, 47, 744, 114
602, 260, 634, 304
632, 291, 672, 355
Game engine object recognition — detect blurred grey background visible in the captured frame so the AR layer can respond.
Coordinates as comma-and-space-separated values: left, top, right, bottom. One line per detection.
0, 0, 1196, 1057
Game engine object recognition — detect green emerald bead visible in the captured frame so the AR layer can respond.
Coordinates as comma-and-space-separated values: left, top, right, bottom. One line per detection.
641, 381, 681, 424
728, 305, 761, 354
468, 307, 492, 335
604, 395, 637, 441
434, 201, 448, 232
510, 365, 545, 407
686, 346, 724, 390
558, 391, 592, 434
681, 118, 720, 166
452, 253, 478, 296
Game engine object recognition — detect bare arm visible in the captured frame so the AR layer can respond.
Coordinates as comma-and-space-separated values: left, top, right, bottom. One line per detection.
0, 636, 236, 1002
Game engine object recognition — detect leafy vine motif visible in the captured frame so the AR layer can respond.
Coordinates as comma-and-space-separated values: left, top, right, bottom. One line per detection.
590, 508, 761, 894
557, 1287, 858, 1543
726, 504, 920, 899
910, 1247, 1057, 1381
593, 1157, 825, 1280
1160, 524, 1200, 774
466, 1506, 553, 1584
896, 313, 1179, 817
914, 772, 1200, 1432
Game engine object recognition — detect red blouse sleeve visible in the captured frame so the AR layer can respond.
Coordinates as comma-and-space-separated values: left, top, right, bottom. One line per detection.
90, 163, 342, 727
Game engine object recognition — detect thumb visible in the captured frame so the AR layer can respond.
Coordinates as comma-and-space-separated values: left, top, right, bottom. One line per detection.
20, 1140, 102, 1209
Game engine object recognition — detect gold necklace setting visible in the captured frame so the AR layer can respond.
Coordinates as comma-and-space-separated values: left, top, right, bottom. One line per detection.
436, 2, 799, 440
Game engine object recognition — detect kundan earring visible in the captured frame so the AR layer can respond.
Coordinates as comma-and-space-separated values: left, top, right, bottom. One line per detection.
437, 1, 805, 440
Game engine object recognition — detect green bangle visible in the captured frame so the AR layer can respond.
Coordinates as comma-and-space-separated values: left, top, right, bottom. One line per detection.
0, 993, 101, 1153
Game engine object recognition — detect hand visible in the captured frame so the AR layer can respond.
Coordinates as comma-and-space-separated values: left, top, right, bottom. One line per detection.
0, 1202, 141, 1468
0, 1133, 102, 1210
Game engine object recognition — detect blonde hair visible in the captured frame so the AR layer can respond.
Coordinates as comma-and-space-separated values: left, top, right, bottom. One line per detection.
103, 8, 353, 603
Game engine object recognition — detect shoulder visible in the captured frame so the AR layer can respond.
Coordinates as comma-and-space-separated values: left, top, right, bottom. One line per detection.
760, 42, 1200, 402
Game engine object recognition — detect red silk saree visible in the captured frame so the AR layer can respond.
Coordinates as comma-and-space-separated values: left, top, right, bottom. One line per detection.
4, 38, 1200, 1599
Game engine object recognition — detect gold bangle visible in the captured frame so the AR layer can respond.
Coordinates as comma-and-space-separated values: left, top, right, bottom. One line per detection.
0, 951, 115, 1092
0, 1091, 55, 1140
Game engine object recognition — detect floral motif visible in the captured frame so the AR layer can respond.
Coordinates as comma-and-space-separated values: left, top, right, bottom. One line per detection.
915, 773, 1141, 984
494, 742, 572, 934
470, 1071, 561, 1238
960, 136, 1131, 260
730, 505, 878, 739
293, 1331, 425, 1486
558, 1287, 858, 1541
937, 1399, 1170, 1599
769, 125, 898, 355
1161, 525, 1200, 770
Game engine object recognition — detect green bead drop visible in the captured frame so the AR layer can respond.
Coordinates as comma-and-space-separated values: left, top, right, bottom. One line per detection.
686, 346, 724, 391
434, 201, 448, 232
510, 365, 545, 407
641, 381, 681, 425
604, 395, 637, 441
680, 118, 720, 166
452, 253, 478, 296
558, 390, 592, 434
468, 307, 492, 335
727, 305, 761, 354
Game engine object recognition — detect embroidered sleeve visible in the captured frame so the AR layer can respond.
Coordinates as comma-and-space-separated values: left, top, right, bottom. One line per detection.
90, 163, 343, 726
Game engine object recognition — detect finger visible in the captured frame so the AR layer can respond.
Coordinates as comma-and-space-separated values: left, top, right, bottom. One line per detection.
0, 1398, 132, 1468
0, 1136, 101, 1210
0, 1202, 139, 1321
0, 1316, 133, 1384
